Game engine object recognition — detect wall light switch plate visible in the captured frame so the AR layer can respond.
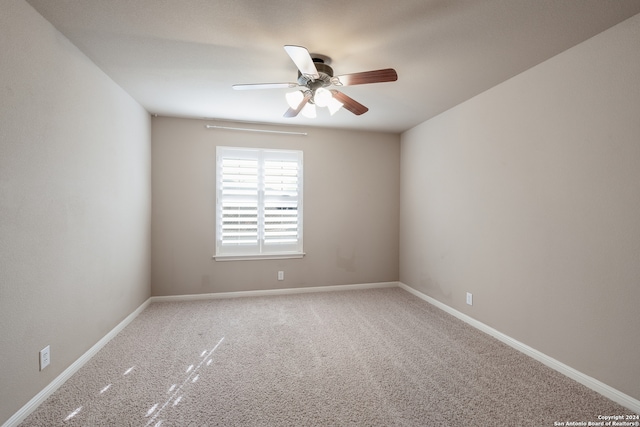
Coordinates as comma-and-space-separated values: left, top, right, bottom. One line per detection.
277, 271, 284, 281
40, 345, 50, 371
466, 292, 473, 306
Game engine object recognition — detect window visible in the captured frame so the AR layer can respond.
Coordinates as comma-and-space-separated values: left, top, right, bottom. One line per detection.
215, 147, 303, 260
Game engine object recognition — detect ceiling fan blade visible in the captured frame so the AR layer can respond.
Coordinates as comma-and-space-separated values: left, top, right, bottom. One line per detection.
284, 92, 313, 118
284, 45, 320, 80
233, 82, 299, 90
333, 68, 398, 86
331, 90, 369, 115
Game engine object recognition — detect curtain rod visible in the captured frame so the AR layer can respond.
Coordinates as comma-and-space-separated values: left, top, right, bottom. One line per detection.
205, 125, 307, 136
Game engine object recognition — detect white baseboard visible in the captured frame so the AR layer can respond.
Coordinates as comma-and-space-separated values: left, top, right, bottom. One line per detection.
397, 282, 640, 414
150, 281, 398, 302
2, 299, 151, 427
8, 281, 636, 427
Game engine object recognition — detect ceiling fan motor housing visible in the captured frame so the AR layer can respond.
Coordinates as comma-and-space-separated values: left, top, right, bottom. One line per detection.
297, 58, 334, 89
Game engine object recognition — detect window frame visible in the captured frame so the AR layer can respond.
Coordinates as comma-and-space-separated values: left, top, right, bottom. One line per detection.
214, 146, 304, 261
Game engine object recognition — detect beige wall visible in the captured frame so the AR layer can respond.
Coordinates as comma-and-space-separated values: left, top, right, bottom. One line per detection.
0, 1, 151, 424
152, 117, 400, 296
400, 13, 640, 400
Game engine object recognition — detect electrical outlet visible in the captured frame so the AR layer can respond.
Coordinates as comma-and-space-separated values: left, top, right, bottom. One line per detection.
466, 292, 473, 306
40, 345, 50, 371
277, 271, 284, 281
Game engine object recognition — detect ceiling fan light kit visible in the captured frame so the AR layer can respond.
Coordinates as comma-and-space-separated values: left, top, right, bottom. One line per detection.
286, 91, 317, 118
233, 45, 398, 119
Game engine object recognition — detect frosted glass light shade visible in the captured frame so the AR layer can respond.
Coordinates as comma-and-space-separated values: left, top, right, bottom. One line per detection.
301, 103, 316, 118
313, 87, 332, 107
327, 97, 343, 115
286, 90, 304, 109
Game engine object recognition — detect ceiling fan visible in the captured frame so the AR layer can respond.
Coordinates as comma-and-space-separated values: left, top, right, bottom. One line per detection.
232, 45, 398, 118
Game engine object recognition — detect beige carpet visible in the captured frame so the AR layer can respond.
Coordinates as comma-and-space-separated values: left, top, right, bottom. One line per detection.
20, 287, 631, 426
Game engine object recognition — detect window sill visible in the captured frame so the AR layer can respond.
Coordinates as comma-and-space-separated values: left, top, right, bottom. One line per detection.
213, 253, 306, 262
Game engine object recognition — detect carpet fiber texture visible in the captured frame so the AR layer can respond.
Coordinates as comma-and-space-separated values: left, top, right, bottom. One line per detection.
20, 287, 632, 426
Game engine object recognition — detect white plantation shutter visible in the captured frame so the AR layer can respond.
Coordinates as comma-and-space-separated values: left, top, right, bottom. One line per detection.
220, 156, 259, 247
264, 157, 300, 246
216, 147, 303, 259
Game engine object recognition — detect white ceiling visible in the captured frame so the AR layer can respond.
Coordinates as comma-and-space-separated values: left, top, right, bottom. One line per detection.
26, 0, 640, 133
